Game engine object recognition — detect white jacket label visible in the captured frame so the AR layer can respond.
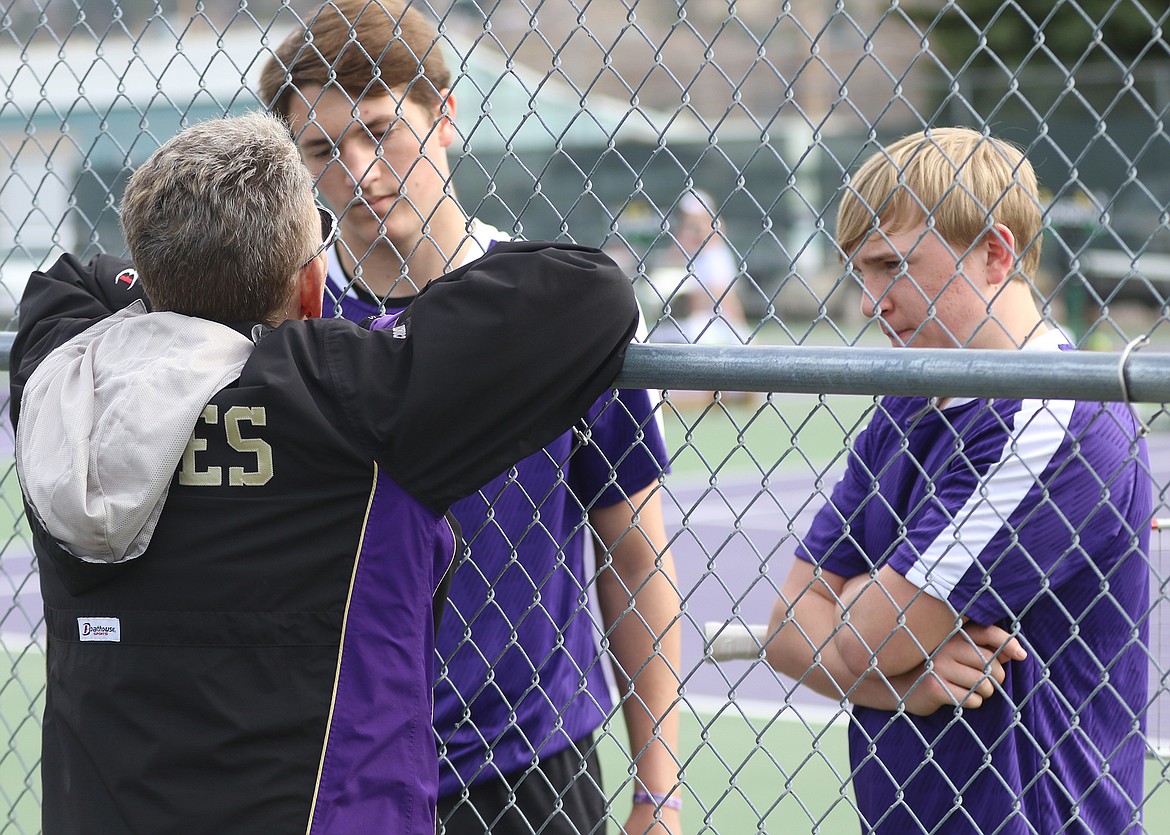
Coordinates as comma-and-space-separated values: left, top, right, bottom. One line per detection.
78, 617, 121, 642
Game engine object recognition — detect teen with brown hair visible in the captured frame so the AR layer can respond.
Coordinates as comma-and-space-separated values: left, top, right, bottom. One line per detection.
260, 3, 683, 833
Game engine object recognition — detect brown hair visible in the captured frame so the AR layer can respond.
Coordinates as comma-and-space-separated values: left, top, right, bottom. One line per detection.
259, 0, 451, 118
836, 127, 1043, 278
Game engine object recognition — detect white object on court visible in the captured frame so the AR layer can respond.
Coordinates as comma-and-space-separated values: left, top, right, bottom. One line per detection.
704, 621, 769, 662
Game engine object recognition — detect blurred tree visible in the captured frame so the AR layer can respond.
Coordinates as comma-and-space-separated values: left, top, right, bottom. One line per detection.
910, 0, 1168, 71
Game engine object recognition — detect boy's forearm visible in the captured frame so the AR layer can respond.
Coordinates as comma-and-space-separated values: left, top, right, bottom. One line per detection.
592, 491, 682, 796
768, 565, 928, 710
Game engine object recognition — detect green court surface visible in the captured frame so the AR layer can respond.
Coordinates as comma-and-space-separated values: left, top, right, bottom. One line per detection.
641, 396, 1170, 832
4, 397, 1170, 830
3, 654, 1169, 835
659, 391, 878, 481
0, 645, 44, 832
598, 707, 1170, 834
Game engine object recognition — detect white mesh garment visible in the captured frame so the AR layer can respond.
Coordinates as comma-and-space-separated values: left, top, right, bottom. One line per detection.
15, 301, 254, 563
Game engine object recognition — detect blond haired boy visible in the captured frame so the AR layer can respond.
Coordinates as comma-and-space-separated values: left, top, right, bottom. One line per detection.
767, 127, 1150, 834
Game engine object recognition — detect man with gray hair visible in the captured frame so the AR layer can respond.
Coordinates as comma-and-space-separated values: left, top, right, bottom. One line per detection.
10, 110, 640, 835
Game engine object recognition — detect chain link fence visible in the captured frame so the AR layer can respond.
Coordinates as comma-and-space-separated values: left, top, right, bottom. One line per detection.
3, 1, 1170, 832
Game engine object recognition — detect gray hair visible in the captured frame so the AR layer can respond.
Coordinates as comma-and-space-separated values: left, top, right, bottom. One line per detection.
120, 111, 319, 325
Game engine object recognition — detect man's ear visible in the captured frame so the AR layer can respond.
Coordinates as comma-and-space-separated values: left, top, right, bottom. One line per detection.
298, 254, 327, 320
983, 223, 1017, 286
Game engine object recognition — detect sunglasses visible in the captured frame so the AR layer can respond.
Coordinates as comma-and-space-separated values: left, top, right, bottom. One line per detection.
301, 204, 339, 268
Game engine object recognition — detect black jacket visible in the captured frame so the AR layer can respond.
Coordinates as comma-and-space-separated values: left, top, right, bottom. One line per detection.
10, 242, 637, 835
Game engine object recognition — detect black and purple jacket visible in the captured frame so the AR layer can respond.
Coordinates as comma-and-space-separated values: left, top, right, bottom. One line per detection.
10, 241, 638, 835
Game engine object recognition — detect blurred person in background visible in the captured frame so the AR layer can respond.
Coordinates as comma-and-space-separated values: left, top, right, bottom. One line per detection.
668, 189, 749, 345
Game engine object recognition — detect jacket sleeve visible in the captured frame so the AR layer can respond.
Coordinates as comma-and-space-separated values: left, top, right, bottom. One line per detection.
10, 253, 147, 428
330, 240, 639, 511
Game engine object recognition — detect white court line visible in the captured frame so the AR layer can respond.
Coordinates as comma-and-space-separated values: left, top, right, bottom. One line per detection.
682, 694, 1170, 759
683, 692, 850, 730
0, 631, 44, 654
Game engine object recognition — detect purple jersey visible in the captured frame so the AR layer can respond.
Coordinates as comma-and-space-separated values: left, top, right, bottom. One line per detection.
797, 339, 1151, 833
325, 238, 670, 795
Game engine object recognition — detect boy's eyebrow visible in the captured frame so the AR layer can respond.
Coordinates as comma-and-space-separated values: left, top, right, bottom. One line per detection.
295, 121, 336, 151
855, 243, 905, 266
295, 117, 397, 152
299, 134, 333, 152
356, 118, 395, 139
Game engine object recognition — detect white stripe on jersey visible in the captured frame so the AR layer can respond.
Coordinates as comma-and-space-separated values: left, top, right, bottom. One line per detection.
904, 395, 1076, 600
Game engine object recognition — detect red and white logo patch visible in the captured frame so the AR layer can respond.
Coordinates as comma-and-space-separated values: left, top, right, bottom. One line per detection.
114, 268, 138, 289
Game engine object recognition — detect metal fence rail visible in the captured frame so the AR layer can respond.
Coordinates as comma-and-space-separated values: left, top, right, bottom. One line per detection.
618, 342, 1170, 401
4, 2, 1170, 834
4, 329, 1168, 401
